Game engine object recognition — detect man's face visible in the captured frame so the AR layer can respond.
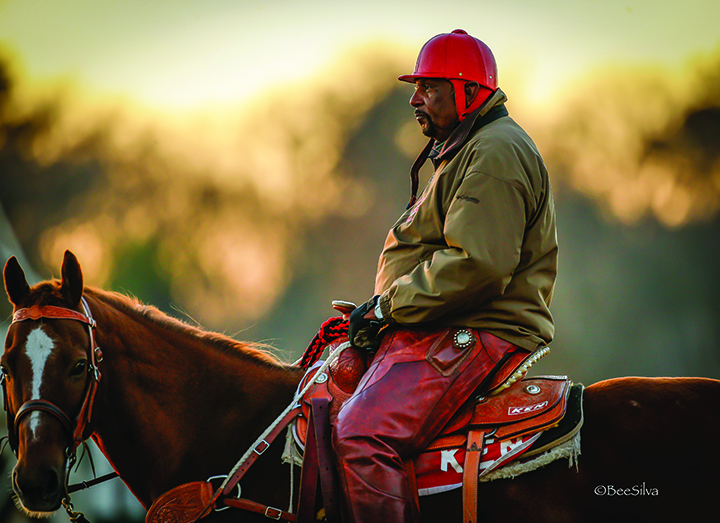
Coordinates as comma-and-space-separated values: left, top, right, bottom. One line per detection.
410, 78, 458, 143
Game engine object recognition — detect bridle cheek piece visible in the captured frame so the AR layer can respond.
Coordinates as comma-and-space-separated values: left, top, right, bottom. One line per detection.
2, 297, 102, 457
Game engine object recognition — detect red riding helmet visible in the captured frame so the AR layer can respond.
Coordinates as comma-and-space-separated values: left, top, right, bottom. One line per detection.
399, 29, 498, 121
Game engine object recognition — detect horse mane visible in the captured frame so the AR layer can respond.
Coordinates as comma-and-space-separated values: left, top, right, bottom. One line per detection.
26, 280, 287, 368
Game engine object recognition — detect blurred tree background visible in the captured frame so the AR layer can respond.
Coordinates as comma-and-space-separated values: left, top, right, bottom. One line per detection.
1, 25, 720, 523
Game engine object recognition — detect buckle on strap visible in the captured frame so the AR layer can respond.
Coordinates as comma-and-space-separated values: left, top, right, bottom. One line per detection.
206, 475, 241, 512
265, 506, 283, 520
254, 439, 270, 455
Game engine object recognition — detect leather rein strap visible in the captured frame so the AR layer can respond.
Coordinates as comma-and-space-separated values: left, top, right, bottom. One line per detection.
4, 299, 102, 456
147, 407, 301, 523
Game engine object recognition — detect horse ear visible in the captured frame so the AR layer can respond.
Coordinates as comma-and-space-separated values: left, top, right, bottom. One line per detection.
4, 256, 31, 307
60, 250, 84, 307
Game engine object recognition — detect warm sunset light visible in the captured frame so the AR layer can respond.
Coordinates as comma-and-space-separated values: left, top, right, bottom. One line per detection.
1, 3, 719, 520
2, 1, 718, 110
2, 0, 720, 326
1, 0, 719, 365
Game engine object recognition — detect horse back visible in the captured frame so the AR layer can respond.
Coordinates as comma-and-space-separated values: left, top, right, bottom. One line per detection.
422, 376, 720, 523
583, 376, 720, 436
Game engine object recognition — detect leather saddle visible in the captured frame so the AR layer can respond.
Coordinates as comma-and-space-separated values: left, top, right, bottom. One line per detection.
293, 338, 584, 523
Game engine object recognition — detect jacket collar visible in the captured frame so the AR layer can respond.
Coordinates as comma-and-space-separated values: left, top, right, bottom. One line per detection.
405, 89, 509, 208
435, 88, 509, 162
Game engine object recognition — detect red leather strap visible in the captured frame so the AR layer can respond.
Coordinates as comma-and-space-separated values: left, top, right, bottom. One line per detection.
462, 429, 486, 523
223, 498, 296, 522
13, 305, 95, 325
221, 407, 300, 496
309, 399, 341, 522
297, 397, 337, 523
296, 402, 319, 523
177, 407, 301, 523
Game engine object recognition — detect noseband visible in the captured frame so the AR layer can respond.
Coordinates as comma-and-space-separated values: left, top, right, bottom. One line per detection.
2, 297, 102, 457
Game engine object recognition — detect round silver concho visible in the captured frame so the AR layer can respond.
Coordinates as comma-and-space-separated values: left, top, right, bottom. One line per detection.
315, 372, 328, 384
453, 329, 475, 349
525, 384, 542, 395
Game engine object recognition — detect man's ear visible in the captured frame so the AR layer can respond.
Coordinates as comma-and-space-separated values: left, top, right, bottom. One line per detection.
464, 81, 480, 108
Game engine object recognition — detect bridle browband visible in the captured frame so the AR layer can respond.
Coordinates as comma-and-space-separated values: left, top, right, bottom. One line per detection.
2, 297, 102, 457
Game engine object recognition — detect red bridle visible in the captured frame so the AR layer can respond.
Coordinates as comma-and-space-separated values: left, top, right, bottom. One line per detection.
2, 298, 102, 457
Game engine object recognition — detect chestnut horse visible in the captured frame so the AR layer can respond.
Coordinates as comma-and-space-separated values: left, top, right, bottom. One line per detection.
3, 251, 720, 523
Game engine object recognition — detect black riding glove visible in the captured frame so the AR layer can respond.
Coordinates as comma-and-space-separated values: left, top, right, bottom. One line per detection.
348, 295, 385, 351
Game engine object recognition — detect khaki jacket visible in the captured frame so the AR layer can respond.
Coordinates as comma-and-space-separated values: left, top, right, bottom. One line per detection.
375, 89, 557, 351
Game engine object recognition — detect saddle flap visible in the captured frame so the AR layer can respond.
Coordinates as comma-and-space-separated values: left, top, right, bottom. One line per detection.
294, 343, 370, 448
472, 376, 571, 439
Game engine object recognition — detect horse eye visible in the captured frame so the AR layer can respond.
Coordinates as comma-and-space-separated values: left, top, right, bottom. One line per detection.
70, 360, 88, 378
0, 364, 9, 379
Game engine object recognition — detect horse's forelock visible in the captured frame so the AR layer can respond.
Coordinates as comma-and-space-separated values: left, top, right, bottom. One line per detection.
21, 280, 68, 308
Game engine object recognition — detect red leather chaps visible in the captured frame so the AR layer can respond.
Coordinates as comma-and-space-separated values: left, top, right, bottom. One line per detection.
332, 327, 524, 523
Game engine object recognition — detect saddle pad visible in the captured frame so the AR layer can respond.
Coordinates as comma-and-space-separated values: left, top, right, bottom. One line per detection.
415, 433, 542, 496
417, 383, 584, 495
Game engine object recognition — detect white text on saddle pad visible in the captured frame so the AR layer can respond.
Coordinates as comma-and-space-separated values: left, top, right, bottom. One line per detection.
508, 401, 548, 416
440, 450, 464, 473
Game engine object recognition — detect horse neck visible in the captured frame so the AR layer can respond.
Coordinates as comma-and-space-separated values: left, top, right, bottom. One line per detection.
83, 291, 304, 508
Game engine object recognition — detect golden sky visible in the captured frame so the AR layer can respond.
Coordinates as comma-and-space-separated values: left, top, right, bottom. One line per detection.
1, 0, 719, 323
1, 0, 719, 110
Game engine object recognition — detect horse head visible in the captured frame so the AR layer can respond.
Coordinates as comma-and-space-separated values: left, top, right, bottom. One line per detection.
2, 251, 99, 515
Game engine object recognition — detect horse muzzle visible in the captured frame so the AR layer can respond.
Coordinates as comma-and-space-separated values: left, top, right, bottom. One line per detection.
12, 460, 66, 514
11, 413, 71, 514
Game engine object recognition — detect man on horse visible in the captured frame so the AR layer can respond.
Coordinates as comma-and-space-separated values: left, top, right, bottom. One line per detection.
333, 29, 558, 522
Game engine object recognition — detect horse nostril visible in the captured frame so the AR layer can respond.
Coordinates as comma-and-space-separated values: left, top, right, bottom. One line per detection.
43, 468, 61, 500
14, 467, 62, 506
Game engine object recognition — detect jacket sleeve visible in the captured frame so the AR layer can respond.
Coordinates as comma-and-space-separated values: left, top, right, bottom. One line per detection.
380, 171, 529, 325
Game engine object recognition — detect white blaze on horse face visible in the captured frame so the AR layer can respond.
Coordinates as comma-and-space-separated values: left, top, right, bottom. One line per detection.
24, 327, 56, 438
